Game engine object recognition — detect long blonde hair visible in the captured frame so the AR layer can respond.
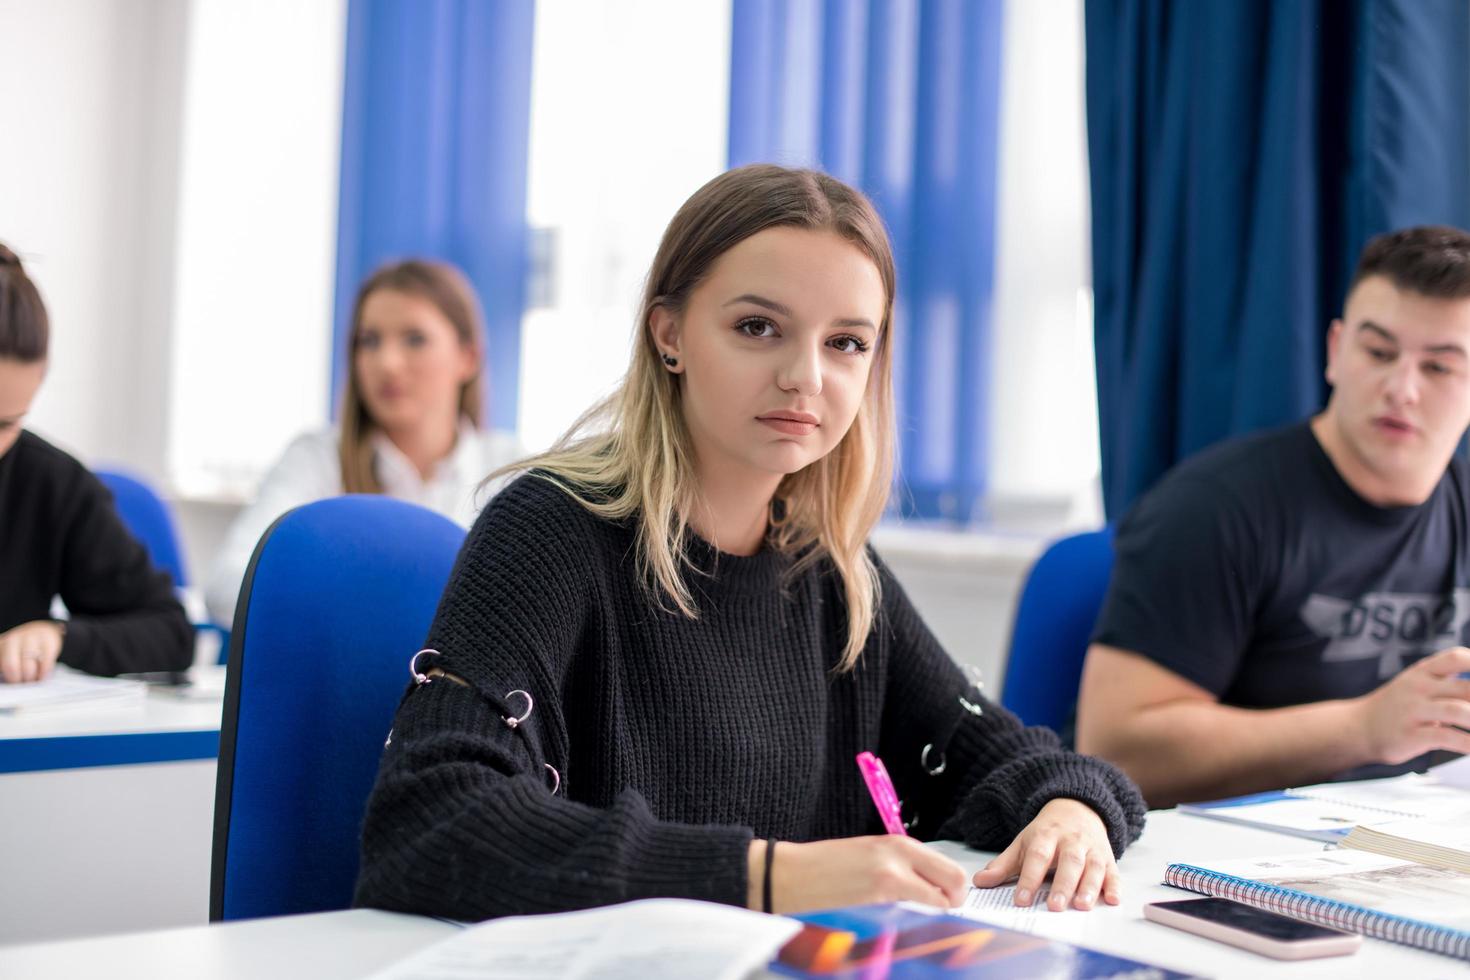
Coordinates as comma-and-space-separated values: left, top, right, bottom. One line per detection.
504, 165, 897, 670
339, 259, 487, 493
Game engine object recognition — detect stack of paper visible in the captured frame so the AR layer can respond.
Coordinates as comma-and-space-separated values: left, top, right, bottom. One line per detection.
1344, 816, 1470, 873
0, 668, 148, 716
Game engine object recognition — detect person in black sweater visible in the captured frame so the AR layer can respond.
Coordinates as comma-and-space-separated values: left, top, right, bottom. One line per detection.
355, 166, 1146, 922
0, 243, 192, 682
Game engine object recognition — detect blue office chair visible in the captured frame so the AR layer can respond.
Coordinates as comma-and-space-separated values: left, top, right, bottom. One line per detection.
95, 468, 189, 589
210, 495, 466, 921
95, 466, 234, 660
999, 527, 1115, 735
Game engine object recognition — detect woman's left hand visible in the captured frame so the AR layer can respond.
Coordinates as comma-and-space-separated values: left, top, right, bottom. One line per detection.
970, 798, 1119, 911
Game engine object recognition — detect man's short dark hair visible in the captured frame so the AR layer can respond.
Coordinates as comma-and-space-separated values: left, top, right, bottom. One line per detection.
1350, 225, 1470, 300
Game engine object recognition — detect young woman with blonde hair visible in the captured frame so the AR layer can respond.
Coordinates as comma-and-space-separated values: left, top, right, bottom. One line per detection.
355, 166, 1145, 921
204, 259, 521, 625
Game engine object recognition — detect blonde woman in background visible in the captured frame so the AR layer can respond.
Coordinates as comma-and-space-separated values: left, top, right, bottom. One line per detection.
354, 166, 1145, 924
205, 259, 521, 626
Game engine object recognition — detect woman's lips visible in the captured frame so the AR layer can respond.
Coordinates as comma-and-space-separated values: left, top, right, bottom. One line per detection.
758, 415, 819, 436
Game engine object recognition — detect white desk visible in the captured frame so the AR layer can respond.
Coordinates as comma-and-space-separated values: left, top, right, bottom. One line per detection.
0, 809, 1461, 978
0, 909, 453, 980
0, 671, 225, 944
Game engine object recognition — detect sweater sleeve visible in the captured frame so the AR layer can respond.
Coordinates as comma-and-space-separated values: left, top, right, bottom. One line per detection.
872, 555, 1145, 857
352, 476, 753, 921
55, 472, 193, 676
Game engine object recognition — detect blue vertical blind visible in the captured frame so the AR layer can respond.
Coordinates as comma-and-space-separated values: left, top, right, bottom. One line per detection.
332, 0, 536, 430
729, 0, 1004, 522
1087, 0, 1470, 518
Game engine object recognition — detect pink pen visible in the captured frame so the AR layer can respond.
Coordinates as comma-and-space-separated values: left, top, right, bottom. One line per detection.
856, 751, 908, 836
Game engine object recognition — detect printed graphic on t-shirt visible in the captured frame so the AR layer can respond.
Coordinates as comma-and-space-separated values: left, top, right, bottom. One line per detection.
1300, 589, 1470, 678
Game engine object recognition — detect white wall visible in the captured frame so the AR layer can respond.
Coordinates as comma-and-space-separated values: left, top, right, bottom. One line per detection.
167, 0, 345, 499
519, 0, 733, 452
0, 0, 188, 479
987, 0, 1101, 521
0, 0, 345, 505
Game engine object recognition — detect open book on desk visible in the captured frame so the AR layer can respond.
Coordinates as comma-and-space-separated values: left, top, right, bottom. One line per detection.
1164, 849, 1470, 962
1178, 762, 1470, 842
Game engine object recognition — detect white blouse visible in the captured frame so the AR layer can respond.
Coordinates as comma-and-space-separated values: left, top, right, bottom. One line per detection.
204, 423, 523, 626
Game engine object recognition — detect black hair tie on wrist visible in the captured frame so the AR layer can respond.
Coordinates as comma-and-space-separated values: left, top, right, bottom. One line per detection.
762, 839, 777, 914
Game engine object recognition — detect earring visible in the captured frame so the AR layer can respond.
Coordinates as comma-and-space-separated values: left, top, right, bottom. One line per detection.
661, 354, 678, 368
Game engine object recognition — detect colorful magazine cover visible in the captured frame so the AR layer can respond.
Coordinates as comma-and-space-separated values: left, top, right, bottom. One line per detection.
766, 903, 1199, 979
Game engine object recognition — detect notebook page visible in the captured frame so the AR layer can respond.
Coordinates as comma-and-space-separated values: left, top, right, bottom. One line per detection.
363, 898, 801, 980
1289, 773, 1470, 821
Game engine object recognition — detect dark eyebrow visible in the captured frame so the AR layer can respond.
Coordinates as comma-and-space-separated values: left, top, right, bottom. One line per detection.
724, 294, 793, 317
1359, 319, 1466, 357
1358, 321, 1398, 345
724, 293, 877, 332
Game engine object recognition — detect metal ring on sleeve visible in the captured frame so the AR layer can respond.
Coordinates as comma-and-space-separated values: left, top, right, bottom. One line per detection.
408, 648, 439, 685
921, 742, 946, 776
503, 689, 534, 729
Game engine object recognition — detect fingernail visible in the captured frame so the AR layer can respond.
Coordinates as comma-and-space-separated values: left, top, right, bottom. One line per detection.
1015, 888, 1030, 904
1079, 892, 1094, 907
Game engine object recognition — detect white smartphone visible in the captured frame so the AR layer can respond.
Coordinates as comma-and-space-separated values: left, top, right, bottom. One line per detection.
1143, 898, 1363, 960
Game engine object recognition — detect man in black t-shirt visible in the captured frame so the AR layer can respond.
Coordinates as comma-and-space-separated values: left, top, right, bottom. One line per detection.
1076, 227, 1470, 807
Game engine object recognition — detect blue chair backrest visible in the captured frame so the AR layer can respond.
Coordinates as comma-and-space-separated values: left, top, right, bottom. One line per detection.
95, 468, 189, 588
210, 495, 466, 921
1000, 527, 1115, 733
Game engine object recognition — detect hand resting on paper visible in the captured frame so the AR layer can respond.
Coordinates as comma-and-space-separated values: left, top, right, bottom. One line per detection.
970, 798, 1120, 912
0, 620, 64, 684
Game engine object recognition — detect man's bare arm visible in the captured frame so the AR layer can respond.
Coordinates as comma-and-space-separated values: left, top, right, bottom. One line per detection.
1074, 645, 1470, 808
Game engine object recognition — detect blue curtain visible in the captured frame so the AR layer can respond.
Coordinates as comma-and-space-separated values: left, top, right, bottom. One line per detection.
729, 0, 1004, 522
1087, 0, 1470, 518
332, 0, 536, 430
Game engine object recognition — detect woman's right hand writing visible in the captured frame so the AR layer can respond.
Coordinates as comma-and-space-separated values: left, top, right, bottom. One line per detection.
748, 836, 968, 915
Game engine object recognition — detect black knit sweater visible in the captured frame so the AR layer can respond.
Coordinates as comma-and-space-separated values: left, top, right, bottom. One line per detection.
354, 474, 1145, 920
0, 430, 193, 675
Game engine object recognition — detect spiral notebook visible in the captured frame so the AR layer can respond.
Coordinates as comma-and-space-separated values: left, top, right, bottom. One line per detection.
1164, 850, 1470, 962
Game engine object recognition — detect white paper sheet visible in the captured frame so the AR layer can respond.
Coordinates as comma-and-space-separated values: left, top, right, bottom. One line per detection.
363, 898, 802, 980
0, 668, 146, 714
1430, 754, 1470, 791
951, 884, 1055, 935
